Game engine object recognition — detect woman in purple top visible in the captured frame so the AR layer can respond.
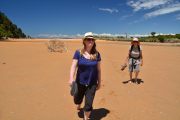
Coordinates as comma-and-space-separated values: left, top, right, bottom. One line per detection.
69, 32, 101, 120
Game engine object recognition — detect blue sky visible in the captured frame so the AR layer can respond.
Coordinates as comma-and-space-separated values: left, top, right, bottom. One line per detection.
1, 0, 180, 37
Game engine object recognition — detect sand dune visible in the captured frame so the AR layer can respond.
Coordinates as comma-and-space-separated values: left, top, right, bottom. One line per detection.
0, 39, 180, 120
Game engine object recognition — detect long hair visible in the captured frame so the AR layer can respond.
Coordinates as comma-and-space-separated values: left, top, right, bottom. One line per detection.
80, 39, 98, 60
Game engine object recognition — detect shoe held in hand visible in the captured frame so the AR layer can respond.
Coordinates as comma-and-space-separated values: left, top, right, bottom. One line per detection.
121, 64, 127, 71
70, 81, 78, 96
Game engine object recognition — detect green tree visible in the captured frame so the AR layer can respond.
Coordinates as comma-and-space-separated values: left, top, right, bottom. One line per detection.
151, 32, 156, 37
0, 11, 27, 39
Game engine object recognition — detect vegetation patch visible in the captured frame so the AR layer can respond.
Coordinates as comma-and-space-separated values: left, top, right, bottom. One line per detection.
46, 40, 67, 53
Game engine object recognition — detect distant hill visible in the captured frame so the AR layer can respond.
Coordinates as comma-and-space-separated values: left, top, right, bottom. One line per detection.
0, 11, 26, 39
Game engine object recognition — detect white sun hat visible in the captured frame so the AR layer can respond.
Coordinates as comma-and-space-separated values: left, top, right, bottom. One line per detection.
84, 32, 94, 39
133, 37, 139, 42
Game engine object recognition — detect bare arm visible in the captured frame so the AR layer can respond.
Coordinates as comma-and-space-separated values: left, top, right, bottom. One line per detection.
69, 59, 78, 85
124, 51, 130, 65
140, 50, 143, 66
96, 62, 101, 90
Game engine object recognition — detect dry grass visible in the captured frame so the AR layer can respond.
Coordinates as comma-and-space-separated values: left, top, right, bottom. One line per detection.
46, 39, 67, 53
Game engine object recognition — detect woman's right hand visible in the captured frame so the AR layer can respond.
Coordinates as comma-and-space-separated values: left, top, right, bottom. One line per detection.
69, 79, 74, 87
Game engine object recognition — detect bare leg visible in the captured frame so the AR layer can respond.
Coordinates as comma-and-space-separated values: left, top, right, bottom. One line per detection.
129, 72, 133, 83
135, 71, 139, 83
76, 104, 81, 110
84, 111, 91, 120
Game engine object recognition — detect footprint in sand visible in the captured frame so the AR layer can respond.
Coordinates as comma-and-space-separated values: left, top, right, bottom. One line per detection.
99, 98, 106, 104
109, 91, 117, 97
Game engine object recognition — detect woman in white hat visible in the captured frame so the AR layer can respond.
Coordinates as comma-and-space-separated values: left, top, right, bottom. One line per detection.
123, 37, 143, 83
69, 32, 101, 120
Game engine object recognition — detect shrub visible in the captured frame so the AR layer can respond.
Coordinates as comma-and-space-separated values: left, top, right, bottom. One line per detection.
175, 34, 180, 39
46, 40, 67, 53
158, 36, 165, 43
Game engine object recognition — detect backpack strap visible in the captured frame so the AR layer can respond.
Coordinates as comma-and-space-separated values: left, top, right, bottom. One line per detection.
138, 45, 140, 52
129, 45, 134, 58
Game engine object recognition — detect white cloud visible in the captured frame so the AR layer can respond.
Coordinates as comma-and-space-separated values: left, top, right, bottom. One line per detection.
145, 3, 180, 18
38, 34, 68, 38
127, 0, 172, 11
96, 33, 113, 36
98, 8, 118, 13
120, 14, 133, 20
128, 19, 144, 24
37, 33, 177, 38
127, 0, 180, 19
37, 33, 83, 38
94, 33, 150, 37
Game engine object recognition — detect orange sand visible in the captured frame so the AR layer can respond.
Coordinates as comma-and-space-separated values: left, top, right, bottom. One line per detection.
0, 39, 180, 120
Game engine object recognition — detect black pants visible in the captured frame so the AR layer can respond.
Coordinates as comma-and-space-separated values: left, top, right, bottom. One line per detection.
74, 83, 97, 112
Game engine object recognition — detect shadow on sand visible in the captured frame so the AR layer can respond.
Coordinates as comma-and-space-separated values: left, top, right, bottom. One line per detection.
122, 78, 144, 85
78, 108, 110, 120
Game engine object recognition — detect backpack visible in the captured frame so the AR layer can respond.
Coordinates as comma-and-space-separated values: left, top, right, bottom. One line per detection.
129, 45, 142, 59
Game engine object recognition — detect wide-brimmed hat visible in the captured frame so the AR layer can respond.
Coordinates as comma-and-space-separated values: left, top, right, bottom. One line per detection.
133, 38, 139, 42
132, 37, 139, 42
84, 32, 94, 39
